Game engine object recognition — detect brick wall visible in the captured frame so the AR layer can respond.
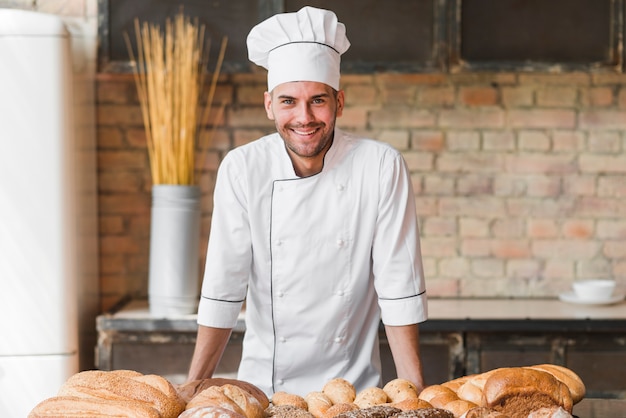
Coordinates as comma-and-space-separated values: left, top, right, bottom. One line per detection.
96, 71, 626, 310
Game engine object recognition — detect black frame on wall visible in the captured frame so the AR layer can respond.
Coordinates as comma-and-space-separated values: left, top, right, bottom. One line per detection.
97, 0, 625, 74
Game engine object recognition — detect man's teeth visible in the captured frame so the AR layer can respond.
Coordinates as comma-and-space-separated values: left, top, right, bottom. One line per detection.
294, 129, 316, 135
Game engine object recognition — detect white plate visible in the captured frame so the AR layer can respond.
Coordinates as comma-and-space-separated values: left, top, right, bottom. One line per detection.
559, 291, 625, 306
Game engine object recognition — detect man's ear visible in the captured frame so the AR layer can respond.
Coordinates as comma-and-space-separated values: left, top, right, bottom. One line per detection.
264, 91, 275, 120
336, 90, 345, 117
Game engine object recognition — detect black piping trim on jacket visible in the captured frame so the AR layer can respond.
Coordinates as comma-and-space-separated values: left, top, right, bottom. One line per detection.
200, 295, 246, 303
378, 289, 426, 301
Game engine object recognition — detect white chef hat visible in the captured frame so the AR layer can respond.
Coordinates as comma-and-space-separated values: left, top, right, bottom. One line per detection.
247, 6, 350, 92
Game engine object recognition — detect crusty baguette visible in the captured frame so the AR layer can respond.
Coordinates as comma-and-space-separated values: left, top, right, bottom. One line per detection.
525, 364, 585, 404
58, 370, 184, 418
28, 395, 161, 418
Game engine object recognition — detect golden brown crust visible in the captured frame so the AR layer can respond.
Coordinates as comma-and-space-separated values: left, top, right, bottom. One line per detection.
482, 368, 573, 418
456, 380, 484, 406
383, 379, 419, 403
272, 391, 309, 410
463, 406, 511, 418
322, 403, 360, 418
58, 370, 184, 418
132, 374, 186, 411
440, 377, 469, 394
418, 385, 457, 404
389, 398, 433, 411
443, 399, 477, 417
27, 395, 161, 418
220, 384, 265, 418
354, 387, 389, 409
323, 378, 357, 405
176, 378, 270, 409
305, 391, 334, 418
186, 386, 247, 416
180, 405, 248, 418
525, 364, 585, 404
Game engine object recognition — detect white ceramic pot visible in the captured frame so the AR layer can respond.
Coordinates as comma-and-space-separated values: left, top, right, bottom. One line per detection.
148, 184, 201, 316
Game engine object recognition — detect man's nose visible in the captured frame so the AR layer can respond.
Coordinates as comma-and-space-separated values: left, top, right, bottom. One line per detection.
294, 102, 315, 123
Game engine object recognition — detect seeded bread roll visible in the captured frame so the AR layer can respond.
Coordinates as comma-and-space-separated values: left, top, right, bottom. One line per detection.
334, 405, 402, 418
272, 391, 309, 410
306, 391, 334, 418
322, 403, 360, 418
354, 387, 389, 409
383, 379, 419, 402
395, 408, 454, 418
266, 404, 316, 418
323, 378, 357, 405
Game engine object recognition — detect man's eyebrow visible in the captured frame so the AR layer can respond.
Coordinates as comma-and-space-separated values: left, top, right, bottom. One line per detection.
276, 93, 331, 100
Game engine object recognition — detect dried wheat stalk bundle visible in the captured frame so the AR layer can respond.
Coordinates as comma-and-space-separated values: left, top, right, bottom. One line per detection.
125, 12, 227, 185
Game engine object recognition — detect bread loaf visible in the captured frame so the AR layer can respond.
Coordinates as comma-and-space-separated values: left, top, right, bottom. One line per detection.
383, 379, 419, 402
180, 405, 247, 418
394, 408, 454, 418
333, 405, 401, 418
482, 368, 573, 418
186, 386, 247, 416
462, 406, 510, 418
323, 378, 357, 405
306, 391, 334, 418
322, 403, 360, 418
390, 398, 433, 411
354, 387, 389, 409
28, 395, 161, 418
177, 378, 269, 409
220, 383, 265, 418
265, 404, 316, 418
272, 391, 309, 410
525, 364, 585, 404
58, 370, 184, 418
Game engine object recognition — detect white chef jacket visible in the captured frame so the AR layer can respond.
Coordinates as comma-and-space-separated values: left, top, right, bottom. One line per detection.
197, 129, 427, 396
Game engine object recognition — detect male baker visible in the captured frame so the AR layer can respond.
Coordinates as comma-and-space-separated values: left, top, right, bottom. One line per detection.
187, 6, 428, 396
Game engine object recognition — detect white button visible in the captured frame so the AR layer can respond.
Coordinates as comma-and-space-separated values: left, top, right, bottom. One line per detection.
337, 239, 345, 247
277, 291, 285, 298
279, 337, 286, 343
334, 337, 342, 343
278, 379, 284, 385
276, 240, 282, 246
337, 290, 344, 297
337, 184, 345, 191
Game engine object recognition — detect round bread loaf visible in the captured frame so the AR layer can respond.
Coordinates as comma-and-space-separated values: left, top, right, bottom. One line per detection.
186, 386, 247, 416
354, 387, 389, 409
383, 379, 419, 402
176, 378, 269, 409
323, 378, 357, 405
442, 399, 477, 416
266, 404, 316, 418
272, 391, 309, 410
460, 406, 510, 418
482, 368, 573, 418
28, 395, 161, 418
525, 364, 585, 404
306, 391, 334, 418
418, 385, 457, 405
132, 374, 186, 411
180, 405, 248, 418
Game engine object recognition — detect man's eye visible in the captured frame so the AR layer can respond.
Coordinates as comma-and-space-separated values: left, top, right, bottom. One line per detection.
281, 99, 294, 105
312, 98, 325, 104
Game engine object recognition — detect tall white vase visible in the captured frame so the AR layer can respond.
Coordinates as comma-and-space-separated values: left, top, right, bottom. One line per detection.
148, 184, 201, 316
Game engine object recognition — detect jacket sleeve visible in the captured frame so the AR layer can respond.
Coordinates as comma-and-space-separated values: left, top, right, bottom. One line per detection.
372, 150, 428, 326
197, 152, 250, 328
